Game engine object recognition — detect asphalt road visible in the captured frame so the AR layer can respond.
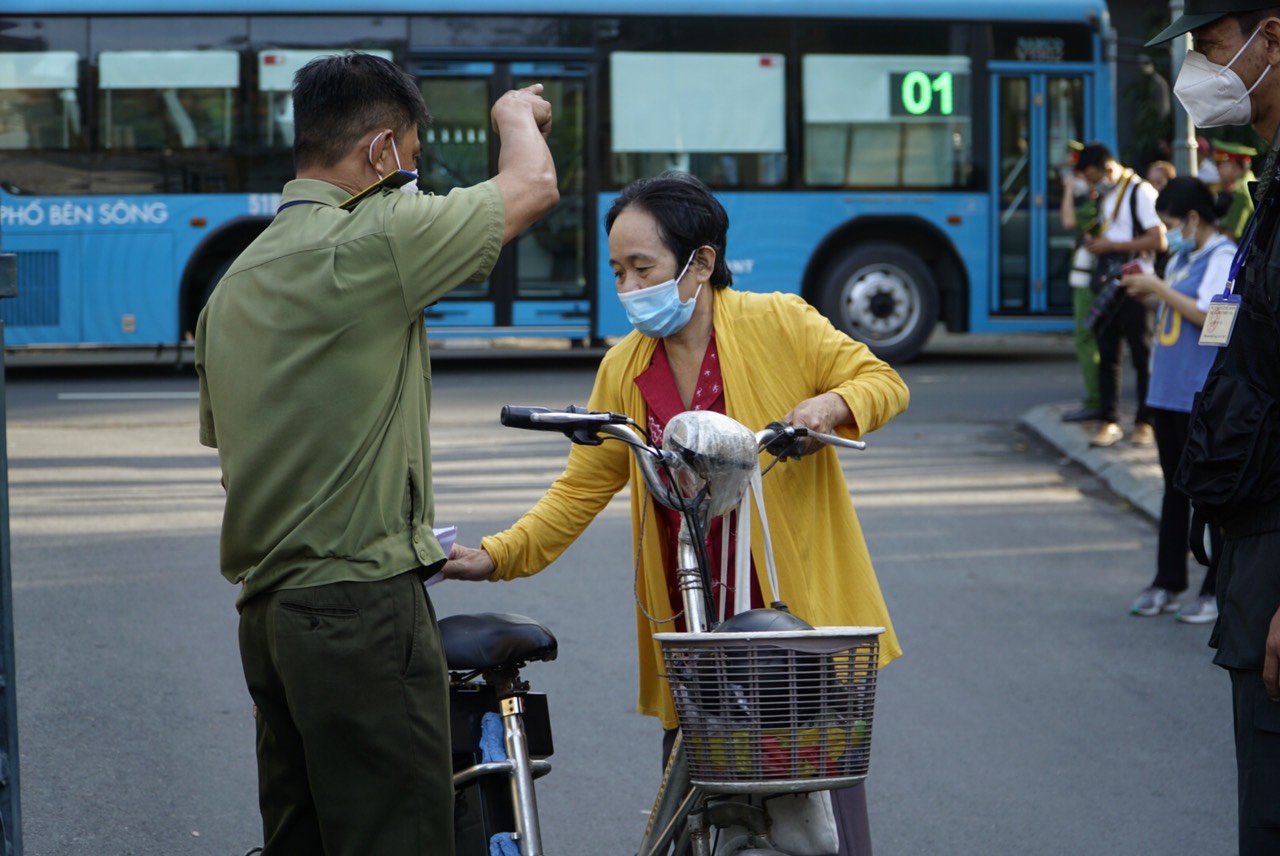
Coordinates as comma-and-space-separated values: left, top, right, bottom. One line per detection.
1, 336, 1236, 855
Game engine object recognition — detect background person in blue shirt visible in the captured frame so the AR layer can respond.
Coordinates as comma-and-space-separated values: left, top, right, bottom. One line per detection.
1121, 176, 1233, 622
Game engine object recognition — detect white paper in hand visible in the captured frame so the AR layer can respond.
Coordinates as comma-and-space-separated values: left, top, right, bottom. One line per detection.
423, 526, 457, 587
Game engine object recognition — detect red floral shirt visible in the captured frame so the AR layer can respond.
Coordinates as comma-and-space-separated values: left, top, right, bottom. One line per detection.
633, 333, 761, 625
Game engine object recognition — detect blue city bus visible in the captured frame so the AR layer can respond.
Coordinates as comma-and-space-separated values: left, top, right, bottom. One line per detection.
0, 0, 1114, 361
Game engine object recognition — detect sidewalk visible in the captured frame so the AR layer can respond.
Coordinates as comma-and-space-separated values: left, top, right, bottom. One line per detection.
1020, 403, 1164, 521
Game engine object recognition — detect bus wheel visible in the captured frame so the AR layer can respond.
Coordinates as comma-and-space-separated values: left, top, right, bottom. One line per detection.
818, 242, 938, 363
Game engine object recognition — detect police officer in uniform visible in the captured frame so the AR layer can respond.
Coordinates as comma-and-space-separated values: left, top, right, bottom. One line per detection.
1150, 4, 1280, 853
1212, 139, 1258, 238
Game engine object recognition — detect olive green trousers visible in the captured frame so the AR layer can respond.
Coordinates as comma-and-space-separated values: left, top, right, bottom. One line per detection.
239, 569, 453, 856
1072, 285, 1101, 410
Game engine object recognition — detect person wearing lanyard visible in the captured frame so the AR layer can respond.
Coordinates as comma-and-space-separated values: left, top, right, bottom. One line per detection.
1119, 177, 1234, 622
444, 172, 909, 855
1149, 5, 1280, 853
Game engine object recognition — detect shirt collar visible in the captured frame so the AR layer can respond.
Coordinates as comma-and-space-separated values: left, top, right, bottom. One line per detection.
279, 178, 353, 208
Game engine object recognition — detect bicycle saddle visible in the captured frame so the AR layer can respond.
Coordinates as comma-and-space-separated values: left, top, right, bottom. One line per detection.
439, 612, 558, 671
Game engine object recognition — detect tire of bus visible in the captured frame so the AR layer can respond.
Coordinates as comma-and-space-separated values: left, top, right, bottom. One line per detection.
817, 242, 939, 364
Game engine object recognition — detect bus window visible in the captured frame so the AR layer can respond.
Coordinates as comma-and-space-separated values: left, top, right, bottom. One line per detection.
1047, 76, 1086, 311
419, 75, 492, 298
0, 52, 81, 150
802, 55, 972, 188
514, 74, 587, 298
98, 50, 238, 151
257, 49, 393, 147
609, 52, 786, 188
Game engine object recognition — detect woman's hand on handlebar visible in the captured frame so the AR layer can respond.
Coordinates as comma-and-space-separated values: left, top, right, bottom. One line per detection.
784, 393, 854, 453
441, 543, 497, 582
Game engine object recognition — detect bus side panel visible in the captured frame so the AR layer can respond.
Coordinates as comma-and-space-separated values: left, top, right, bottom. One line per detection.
0, 193, 264, 347
595, 191, 994, 338
79, 229, 174, 344
0, 230, 82, 346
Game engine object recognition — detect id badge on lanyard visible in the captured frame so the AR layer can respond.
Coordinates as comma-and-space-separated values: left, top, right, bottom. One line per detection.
1200, 216, 1255, 347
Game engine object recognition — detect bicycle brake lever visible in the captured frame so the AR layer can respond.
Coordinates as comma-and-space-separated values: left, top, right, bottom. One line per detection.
763, 421, 808, 461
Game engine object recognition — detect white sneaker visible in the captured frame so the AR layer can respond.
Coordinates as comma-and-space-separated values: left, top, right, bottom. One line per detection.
1090, 422, 1124, 447
1129, 587, 1181, 617
1176, 595, 1219, 624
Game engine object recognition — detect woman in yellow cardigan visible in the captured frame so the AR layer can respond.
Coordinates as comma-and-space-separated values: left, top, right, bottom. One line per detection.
444, 172, 908, 855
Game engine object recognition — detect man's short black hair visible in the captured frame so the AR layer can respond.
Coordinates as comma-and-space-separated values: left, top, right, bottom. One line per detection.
292, 52, 430, 170
605, 172, 734, 289
1237, 7, 1280, 34
1075, 142, 1116, 172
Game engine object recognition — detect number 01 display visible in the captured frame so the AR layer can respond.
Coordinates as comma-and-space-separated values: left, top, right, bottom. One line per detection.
889, 71, 970, 118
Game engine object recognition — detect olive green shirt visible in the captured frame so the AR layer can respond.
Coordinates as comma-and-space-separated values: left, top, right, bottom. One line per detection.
196, 178, 503, 608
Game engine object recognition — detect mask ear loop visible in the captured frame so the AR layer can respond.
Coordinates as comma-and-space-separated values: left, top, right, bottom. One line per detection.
1226, 25, 1272, 103
1230, 27, 1261, 65
367, 130, 388, 169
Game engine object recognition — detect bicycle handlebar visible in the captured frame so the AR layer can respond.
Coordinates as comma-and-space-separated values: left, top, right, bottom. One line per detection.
500, 405, 632, 434
500, 406, 866, 457
756, 421, 866, 458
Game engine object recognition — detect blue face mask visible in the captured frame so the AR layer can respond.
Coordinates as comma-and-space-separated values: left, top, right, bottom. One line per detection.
1166, 221, 1196, 256
618, 251, 702, 338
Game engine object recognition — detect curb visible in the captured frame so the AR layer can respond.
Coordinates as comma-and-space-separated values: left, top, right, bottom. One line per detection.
1020, 403, 1164, 522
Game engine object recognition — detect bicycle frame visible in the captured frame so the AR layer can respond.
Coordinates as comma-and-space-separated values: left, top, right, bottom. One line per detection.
447, 407, 868, 856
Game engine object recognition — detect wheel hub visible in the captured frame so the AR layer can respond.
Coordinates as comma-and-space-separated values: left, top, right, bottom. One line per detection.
842, 266, 919, 343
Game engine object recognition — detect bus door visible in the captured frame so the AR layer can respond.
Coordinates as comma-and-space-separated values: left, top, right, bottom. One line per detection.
412, 60, 592, 339
989, 66, 1093, 317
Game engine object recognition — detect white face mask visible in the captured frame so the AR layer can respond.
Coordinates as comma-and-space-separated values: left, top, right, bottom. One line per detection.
1174, 27, 1272, 128
1070, 176, 1091, 197
368, 132, 420, 195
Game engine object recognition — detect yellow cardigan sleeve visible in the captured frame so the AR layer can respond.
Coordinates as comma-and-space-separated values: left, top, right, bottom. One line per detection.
480, 349, 636, 579
786, 294, 910, 440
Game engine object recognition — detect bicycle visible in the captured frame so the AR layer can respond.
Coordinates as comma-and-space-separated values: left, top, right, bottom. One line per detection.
442, 405, 884, 856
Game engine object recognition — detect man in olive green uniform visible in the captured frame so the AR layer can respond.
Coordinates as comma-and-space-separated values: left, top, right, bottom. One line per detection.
195, 53, 557, 856
1060, 140, 1105, 422
1213, 139, 1258, 239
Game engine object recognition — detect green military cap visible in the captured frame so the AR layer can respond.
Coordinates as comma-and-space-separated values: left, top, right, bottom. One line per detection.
1212, 139, 1258, 161
1147, 0, 1278, 46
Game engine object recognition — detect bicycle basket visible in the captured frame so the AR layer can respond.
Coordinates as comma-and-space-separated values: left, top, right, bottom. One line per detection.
654, 628, 882, 794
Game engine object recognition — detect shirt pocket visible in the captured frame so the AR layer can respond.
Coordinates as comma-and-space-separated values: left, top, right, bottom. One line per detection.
1176, 372, 1277, 508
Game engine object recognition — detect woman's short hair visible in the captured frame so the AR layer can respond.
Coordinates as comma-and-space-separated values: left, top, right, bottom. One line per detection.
292, 52, 430, 170
605, 172, 733, 288
1155, 175, 1220, 225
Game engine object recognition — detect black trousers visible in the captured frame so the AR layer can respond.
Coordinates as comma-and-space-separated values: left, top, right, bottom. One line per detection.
239, 569, 453, 856
1150, 407, 1220, 596
1231, 669, 1280, 855
1096, 295, 1153, 426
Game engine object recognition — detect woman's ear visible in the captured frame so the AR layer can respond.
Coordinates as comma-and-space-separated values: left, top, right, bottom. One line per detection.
693, 245, 718, 279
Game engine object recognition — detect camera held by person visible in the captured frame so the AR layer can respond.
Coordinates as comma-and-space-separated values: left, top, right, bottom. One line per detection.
1086, 258, 1144, 333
